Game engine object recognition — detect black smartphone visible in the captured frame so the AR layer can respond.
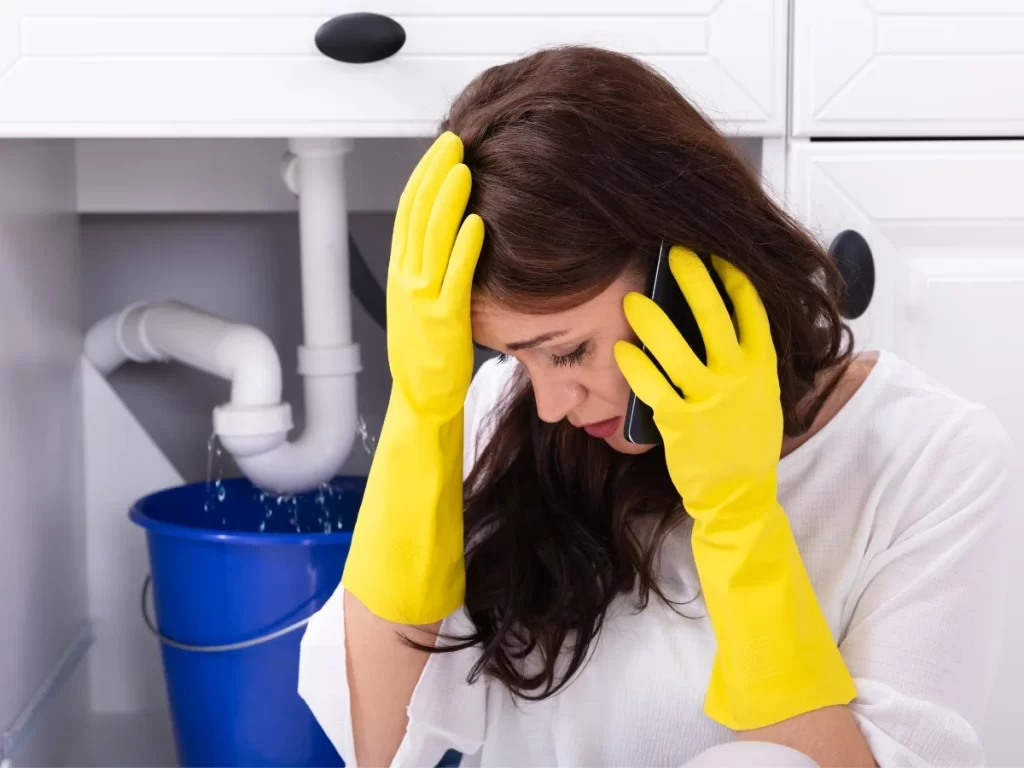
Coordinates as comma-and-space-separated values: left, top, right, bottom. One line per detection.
622, 243, 734, 445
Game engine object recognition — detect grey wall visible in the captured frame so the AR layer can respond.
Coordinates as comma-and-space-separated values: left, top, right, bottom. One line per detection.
80, 212, 393, 483
0, 139, 88, 767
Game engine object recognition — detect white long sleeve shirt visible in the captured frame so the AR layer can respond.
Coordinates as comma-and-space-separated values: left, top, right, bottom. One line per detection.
298, 350, 1014, 767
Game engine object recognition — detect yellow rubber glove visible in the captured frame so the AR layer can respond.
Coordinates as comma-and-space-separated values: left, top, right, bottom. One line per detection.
614, 247, 856, 730
341, 132, 484, 625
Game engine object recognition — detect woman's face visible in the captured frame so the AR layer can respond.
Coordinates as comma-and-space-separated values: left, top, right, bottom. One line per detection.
472, 276, 654, 455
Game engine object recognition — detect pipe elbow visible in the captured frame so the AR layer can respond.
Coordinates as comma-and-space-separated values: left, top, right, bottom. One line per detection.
235, 434, 356, 496
219, 325, 282, 407
84, 312, 127, 375
232, 374, 359, 494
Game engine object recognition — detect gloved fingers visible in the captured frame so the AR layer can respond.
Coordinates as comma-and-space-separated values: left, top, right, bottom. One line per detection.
442, 213, 485, 309
668, 247, 742, 372
614, 340, 681, 413
712, 257, 774, 368
423, 163, 473, 296
405, 132, 464, 277
711, 255, 776, 364
391, 132, 450, 275
622, 292, 714, 399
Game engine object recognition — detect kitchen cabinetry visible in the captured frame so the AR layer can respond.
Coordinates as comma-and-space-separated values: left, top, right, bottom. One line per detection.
2, 1, 1023, 765
792, 0, 1024, 137
0, 0, 786, 137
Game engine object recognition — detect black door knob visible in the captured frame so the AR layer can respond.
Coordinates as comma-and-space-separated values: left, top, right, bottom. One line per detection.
829, 230, 875, 320
315, 13, 406, 64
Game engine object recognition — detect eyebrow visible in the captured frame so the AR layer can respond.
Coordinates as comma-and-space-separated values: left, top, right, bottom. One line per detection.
504, 330, 569, 351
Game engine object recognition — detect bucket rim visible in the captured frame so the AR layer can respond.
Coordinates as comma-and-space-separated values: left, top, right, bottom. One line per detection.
128, 476, 361, 546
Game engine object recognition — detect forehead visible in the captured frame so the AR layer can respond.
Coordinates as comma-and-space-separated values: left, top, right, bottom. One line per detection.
470, 276, 638, 348
470, 297, 569, 347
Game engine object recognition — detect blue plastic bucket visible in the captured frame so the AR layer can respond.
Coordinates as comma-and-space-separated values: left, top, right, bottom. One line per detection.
130, 475, 364, 767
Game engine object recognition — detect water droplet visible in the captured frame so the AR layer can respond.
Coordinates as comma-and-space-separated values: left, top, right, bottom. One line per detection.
205, 433, 217, 481
356, 415, 378, 456
336, 520, 343, 530
323, 521, 331, 533
217, 484, 226, 502
259, 521, 266, 532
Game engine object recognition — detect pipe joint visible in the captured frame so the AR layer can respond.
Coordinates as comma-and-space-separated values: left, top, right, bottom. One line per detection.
297, 344, 362, 377
214, 402, 294, 458
118, 302, 164, 363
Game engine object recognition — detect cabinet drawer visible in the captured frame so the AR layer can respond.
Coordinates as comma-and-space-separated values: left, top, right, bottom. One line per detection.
0, 0, 785, 138
792, 0, 1024, 137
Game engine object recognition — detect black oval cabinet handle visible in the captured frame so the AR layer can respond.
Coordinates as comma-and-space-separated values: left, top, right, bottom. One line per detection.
315, 13, 406, 64
829, 229, 875, 320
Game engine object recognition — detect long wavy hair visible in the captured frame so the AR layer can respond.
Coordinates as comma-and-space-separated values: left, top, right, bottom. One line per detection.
420, 46, 853, 700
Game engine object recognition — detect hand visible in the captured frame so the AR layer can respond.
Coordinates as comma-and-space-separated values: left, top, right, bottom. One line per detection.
615, 246, 855, 730
342, 132, 484, 625
613, 247, 782, 520
387, 131, 484, 424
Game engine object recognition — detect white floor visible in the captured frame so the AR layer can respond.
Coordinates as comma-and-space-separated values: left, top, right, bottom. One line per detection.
67, 710, 177, 767
6, 652, 177, 768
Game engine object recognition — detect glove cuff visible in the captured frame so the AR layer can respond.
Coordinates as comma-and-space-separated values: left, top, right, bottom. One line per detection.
342, 399, 467, 625
693, 499, 856, 730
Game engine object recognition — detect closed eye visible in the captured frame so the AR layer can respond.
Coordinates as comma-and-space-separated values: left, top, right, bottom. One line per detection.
551, 342, 589, 368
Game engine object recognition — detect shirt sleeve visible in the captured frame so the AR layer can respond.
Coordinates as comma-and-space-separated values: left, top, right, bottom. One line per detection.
298, 359, 514, 766
839, 405, 1014, 767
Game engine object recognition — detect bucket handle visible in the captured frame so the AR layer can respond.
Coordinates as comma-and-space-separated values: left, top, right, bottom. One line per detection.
141, 574, 315, 653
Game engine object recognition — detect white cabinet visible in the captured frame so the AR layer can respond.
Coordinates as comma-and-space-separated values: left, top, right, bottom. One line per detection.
792, 0, 1024, 137
788, 140, 1024, 762
789, 140, 1024, 426
0, 0, 786, 137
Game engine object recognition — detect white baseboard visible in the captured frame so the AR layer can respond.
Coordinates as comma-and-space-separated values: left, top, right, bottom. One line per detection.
1, 623, 94, 766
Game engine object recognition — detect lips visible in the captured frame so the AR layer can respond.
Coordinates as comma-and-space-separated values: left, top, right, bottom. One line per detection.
581, 416, 621, 439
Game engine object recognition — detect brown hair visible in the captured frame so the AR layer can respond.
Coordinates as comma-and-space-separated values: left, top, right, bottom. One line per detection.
421, 46, 853, 699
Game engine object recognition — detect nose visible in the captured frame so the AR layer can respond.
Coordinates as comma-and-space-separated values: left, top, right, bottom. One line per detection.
532, 374, 585, 424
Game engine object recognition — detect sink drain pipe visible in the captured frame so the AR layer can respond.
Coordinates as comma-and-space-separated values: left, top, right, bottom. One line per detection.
84, 138, 363, 494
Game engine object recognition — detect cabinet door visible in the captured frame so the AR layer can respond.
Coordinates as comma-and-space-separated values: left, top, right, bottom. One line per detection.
789, 139, 1024, 764
0, 0, 786, 137
792, 0, 1024, 136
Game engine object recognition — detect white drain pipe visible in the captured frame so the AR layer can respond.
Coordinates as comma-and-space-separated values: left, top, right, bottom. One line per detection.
84, 138, 361, 494
231, 137, 362, 491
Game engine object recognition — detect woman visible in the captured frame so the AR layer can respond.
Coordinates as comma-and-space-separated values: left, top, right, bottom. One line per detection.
299, 47, 1012, 767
